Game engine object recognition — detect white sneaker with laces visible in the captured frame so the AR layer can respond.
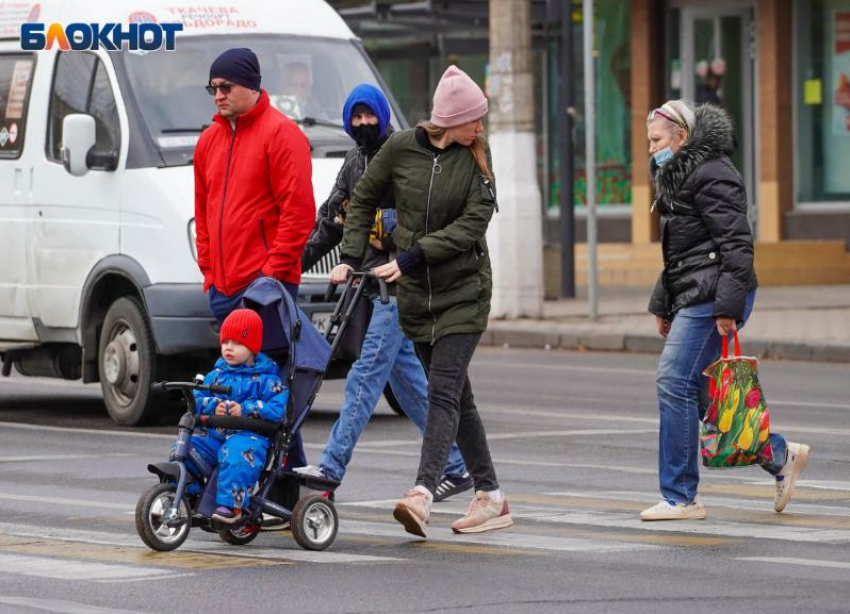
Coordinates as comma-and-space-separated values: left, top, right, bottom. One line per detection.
640, 497, 707, 521
774, 442, 810, 513
293, 464, 326, 479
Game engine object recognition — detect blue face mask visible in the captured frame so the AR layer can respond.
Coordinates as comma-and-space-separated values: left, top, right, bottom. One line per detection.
653, 146, 674, 167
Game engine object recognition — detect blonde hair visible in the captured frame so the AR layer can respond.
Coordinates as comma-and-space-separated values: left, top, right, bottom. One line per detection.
417, 120, 492, 180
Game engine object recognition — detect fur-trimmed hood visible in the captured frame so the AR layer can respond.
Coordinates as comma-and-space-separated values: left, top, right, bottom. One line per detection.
651, 104, 735, 203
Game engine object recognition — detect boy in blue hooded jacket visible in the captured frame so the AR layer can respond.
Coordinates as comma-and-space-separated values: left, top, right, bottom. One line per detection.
297, 84, 471, 501
188, 309, 288, 524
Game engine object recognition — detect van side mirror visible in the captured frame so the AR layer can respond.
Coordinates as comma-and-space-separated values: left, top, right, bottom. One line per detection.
62, 114, 96, 176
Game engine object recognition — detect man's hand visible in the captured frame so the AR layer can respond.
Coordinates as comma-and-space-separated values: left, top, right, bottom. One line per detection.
370, 239, 384, 251
715, 317, 737, 337
656, 315, 672, 338
373, 261, 402, 283
330, 263, 353, 285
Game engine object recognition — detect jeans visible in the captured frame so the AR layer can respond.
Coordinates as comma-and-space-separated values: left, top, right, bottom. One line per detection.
320, 297, 466, 482
656, 289, 787, 504
207, 278, 305, 469
415, 333, 499, 495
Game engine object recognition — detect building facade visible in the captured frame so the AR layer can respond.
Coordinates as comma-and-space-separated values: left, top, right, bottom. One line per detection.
331, 0, 850, 288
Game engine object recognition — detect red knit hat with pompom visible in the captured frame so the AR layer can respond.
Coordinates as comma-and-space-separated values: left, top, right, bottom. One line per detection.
220, 309, 263, 355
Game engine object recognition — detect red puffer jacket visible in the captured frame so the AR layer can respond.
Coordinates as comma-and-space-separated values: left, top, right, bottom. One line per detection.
194, 91, 315, 296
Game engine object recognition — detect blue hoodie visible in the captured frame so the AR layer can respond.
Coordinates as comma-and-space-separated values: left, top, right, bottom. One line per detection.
342, 83, 391, 141
193, 352, 287, 423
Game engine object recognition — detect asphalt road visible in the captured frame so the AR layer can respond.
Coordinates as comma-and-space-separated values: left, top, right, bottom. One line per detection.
0, 347, 848, 614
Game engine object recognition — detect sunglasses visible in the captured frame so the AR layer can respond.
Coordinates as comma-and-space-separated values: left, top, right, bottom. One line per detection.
205, 82, 235, 96
647, 107, 687, 129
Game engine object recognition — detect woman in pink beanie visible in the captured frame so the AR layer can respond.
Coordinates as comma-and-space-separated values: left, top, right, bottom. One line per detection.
330, 65, 512, 538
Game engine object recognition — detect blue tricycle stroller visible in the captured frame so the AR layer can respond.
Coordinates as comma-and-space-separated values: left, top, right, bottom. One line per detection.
135, 274, 385, 552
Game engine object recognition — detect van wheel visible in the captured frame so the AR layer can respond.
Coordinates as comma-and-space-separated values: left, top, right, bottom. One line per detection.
383, 384, 405, 416
99, 297, 158, 426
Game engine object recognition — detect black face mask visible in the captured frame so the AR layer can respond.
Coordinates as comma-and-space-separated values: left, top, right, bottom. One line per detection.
352, 123, 381, 150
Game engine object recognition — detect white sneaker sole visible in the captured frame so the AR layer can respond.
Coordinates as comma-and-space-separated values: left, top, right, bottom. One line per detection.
393, 504, 428, 538
452, 513, 514, 534
640, 508, 707, 521
775, 444, 810, 513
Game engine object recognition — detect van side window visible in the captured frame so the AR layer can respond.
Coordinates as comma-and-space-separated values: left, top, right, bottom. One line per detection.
47, 52, 121, 168
0, 54, 36, 160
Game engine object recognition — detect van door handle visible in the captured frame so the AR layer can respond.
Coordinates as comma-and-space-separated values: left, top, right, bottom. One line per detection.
13, 168, 22, 196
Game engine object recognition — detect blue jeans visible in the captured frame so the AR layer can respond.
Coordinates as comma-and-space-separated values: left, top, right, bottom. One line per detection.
656, 289, 787, 504
320, 297, 467, 483
207, 278, 305, 469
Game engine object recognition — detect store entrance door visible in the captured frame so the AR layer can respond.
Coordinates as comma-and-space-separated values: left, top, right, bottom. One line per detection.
677, 4, 756, 225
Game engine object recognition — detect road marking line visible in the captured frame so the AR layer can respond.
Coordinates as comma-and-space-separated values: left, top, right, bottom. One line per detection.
0, 493, 133, 511
341, 494, 850, 543
0, 453, 135, 463
0, 522, 401, 565
736, 557, 850, 571
0, 596, 150, 614
472, 360, 655, 377
0, 552, 174, 582
335, 519, 661, 554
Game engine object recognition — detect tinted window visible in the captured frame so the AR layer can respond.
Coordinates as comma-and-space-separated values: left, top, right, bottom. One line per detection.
0, 54, 35, 160
48, 52, 121, 167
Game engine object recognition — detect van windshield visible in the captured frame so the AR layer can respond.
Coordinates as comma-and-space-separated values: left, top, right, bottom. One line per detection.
112, 35, 400, 166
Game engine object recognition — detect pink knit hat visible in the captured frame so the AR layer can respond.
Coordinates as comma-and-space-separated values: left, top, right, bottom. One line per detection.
429, 66, 488, 128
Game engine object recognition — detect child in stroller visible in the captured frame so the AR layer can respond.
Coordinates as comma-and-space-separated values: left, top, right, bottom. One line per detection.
189, 308, 287, 525
136, 277, 341, 552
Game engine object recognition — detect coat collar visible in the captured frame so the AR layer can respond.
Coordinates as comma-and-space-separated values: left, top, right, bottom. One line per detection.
651, 104, 735, 203
212, 90, 270, 131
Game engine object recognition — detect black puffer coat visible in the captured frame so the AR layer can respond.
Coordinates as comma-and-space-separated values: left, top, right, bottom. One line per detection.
301, 131, 395, 283
648, 104, 758, 321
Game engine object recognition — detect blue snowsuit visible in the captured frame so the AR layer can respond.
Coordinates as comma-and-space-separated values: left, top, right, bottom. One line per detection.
188, 353, 288, 510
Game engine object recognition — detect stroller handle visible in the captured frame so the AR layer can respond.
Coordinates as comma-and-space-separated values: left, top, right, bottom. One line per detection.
151, 381, 233, 396
325, 271, 389, 304
200, 415, 279, 438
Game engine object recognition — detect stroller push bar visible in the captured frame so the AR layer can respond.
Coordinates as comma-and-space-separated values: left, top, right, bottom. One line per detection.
322, 271, 389, 362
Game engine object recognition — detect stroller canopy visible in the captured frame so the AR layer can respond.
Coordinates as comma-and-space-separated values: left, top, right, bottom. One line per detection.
240, 277, 332, 373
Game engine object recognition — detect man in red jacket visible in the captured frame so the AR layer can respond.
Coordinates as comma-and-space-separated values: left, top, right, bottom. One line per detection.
195, 48, 315, 482
195, 48, 315, 321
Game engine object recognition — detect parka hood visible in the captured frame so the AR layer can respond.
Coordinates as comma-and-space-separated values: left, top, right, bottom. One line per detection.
651, 103, 736, 203
342, 83, 391, 141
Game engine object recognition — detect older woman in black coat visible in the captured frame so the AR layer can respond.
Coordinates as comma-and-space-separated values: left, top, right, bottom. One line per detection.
640, 100, 810, 521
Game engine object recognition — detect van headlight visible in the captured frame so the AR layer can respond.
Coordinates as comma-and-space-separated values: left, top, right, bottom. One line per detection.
188, 218, 198, 262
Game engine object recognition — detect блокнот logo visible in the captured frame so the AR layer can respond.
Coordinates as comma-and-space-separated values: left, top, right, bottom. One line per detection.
20, 22, 182, 51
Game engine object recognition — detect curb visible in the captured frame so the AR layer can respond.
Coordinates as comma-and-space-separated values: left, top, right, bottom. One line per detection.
480, 326, 850, 363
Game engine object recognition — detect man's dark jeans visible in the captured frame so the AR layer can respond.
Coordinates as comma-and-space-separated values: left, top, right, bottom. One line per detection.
414, 333, 499, 495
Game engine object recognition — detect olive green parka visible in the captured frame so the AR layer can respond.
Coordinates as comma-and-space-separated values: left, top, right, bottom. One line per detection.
340, 128, 498, 344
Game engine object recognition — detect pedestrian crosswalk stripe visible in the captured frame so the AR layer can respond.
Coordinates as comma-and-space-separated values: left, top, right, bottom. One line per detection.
0, 552, 175, 582
0, 596, 150, 614
736, 557, 850, 571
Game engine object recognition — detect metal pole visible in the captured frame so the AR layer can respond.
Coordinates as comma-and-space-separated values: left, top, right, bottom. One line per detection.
556, 0, 575, 298
582, 0, 598, 319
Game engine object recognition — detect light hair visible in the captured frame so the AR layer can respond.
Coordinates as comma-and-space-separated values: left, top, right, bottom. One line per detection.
647, 99, 695, 142
417, 120, 492, 180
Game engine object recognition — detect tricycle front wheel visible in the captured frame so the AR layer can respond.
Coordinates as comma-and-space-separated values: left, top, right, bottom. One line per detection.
135, 483, 191, 551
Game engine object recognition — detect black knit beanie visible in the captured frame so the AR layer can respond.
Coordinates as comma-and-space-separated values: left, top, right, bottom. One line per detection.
209, 48, 261, 91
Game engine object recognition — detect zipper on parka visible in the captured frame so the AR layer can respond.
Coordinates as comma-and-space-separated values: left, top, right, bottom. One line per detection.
218, 122, 238, 292
425, 154, 441, 344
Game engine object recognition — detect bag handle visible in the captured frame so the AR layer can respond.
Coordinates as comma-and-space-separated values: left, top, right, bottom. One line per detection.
721, 330, 741, 359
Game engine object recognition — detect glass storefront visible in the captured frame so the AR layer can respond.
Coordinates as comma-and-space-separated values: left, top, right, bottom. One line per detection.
796, 0, 850, 204
549, 0, 632, 210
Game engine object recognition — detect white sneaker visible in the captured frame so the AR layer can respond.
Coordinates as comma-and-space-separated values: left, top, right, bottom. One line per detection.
293, 464, 326, 478
774, 442, 810, 513
640, 497, 707, 521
